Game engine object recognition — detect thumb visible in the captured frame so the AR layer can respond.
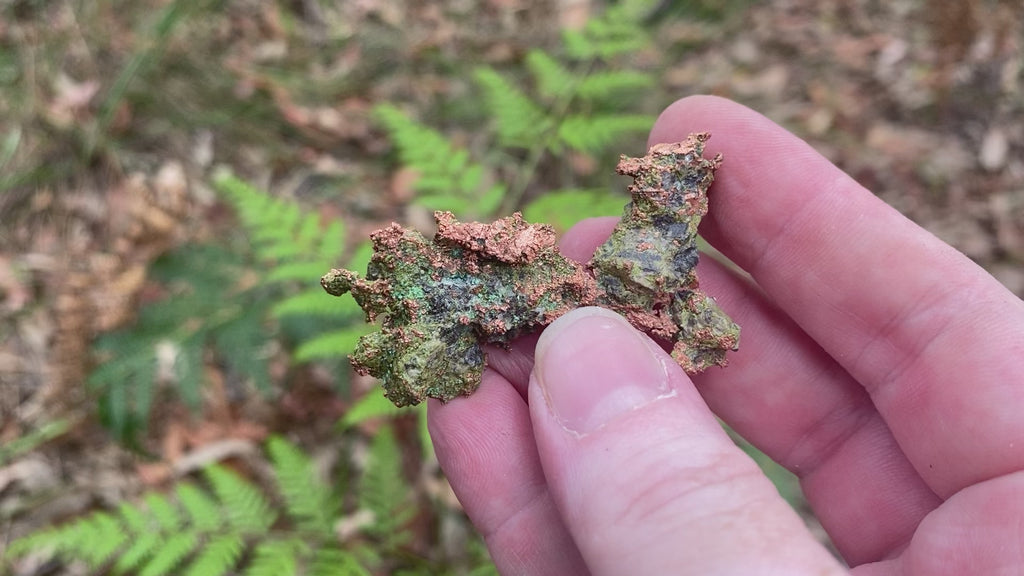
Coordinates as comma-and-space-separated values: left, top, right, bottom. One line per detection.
529, 307, 844, 576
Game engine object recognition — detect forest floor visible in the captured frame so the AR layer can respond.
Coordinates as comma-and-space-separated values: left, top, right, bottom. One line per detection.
1, 0, 1022, 574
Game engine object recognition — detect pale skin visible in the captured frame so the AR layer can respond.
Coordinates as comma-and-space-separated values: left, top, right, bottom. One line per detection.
427, 95, 1024, 575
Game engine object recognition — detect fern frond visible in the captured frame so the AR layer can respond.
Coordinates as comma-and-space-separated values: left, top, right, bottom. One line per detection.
138, 531, 199, 576
182, 533, 245, 576
116, 532, 161, 573
174, 337, 205, 410
340, 391, 409, 427
360, 425, 414, 546
88, 512, 128, 567
310, 547, 373, 576
345, 242, 373, 276
525, 49, 573, 101
374, 104, 458, 179
576, 70, 654, 101
474, 67, 552, 149
205, 465, 277, 533
10, 512, 127, 569
293, 324, 373, 361
213, 171, 346, 269
266, 261, 333, 284
374, 105, 499, 219
562, 5, 647, 60
522, 188, 626, 233
245, 538, 306, 576
410, 193, 471, 215
268, 435, 338, 535
176, 482, 224, 532
144, 492, 182, 532
272, 288, 362, 319
557, 114, 653, 153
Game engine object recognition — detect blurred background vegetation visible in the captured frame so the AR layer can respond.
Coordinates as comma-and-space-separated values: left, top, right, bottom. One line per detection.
0, 0, 1021, 574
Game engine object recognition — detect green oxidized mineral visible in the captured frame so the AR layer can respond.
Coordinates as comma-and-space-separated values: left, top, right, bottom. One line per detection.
322, 132, 740, 407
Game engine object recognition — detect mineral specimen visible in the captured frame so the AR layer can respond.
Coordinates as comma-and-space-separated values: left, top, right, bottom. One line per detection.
322, 132, 739, 407
591, 135, 739, 372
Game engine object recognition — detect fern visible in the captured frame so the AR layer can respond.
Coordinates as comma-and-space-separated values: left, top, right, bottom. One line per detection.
294, 324, 373, 361
524, 49, 574, 101
576, 69, 654, 100
562, 0, 650, 59
87, 173, 376, 442
6, 439, 382, 576
557, 114, 654, 154
88, 243, 275, 443
373, 2, 656, 219
473, 67, 553, 149
7, 430, 491, 575
374, 104, 504, 219
360, 425, 416, 550
522, 188, 626, 233
267, 436, 338, 534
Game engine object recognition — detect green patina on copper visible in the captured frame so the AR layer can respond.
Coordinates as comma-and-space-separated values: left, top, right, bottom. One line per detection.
322, 132, 740, 407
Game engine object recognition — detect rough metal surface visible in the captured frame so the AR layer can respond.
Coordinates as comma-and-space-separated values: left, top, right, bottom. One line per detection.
323, 133, 739, 406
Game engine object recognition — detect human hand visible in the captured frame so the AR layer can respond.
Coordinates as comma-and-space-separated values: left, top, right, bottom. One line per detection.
428, 95, 1024, 575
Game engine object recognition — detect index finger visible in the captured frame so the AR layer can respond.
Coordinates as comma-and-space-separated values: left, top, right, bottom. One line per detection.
651, 96, 1024, 497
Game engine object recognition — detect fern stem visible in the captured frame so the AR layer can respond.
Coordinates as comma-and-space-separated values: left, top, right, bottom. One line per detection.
500, 59, 597, 214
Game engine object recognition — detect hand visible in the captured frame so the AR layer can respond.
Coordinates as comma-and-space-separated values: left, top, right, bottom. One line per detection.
428, 95, 1024, 575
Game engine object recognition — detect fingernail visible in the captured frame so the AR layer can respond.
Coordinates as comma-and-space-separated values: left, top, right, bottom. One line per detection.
534, 307, 670, 435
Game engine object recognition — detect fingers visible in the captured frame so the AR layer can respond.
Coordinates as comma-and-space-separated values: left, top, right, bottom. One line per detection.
528, 307, 845, 575
428, 370, 588, 575
693, 257, 942, 564
426, 218, 623, 575
480, 217, 623, 397
651, 95, 1024, 498
542, 215, 940, 563
898, 470, 1024, 576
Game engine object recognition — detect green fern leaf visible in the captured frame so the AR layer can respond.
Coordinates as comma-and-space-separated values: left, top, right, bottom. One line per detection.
373, 105, 500, 218
212, 305, 274, 394
265, 261, 332, 284
182, 533, 245, 576
310, 547, 373, 576
374, 104, 455, 170
525, 49, 573, 101
245, 539, 306, 576
144, 492, 182, 532
6, 528, 54, 560
176, 482, 224, 532
273, 289, 362, 319
115, 532, 161, 573
316, 220, 347, 265
87, 512, 128, 567
478, 184, 506, 217
213, 171, 345, 269
340, 391, 408, 427
175, 337, 205, 411
360, 424, 414, 545
474, 67, 552, 149
562, 5, 647, 60
293, 324, 373, 361
557, 114, 653, 154
267, 435, 338, 534
138, 531, 199, 576
205, 465, 277, 533
345, 242, 373, 276
522, 188, 625, 233
576, 70, 654, 100
118, 499, 150, 533
410, 193, 472, 215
